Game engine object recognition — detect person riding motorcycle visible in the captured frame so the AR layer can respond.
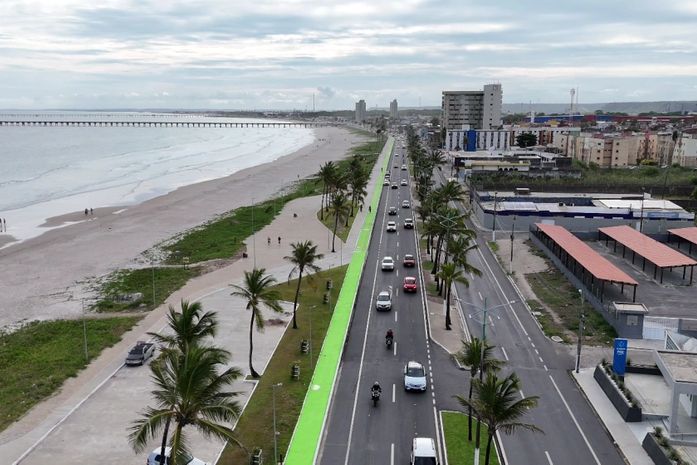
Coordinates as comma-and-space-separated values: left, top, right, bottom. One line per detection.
371, 381, 382, 397
385, 329, 394, 341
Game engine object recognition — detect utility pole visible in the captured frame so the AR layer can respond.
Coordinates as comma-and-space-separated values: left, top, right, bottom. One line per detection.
252, 196, 256, 268
272, 383, 283, 465
492, 192, 498, 241
639, 189, 645, 233
82, 299, 88, 361
575, 289, 585, 374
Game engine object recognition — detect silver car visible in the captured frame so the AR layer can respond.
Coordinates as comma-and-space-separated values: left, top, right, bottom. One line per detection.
381, 256, 395, 271
375, 291, 392, 311
404, 361, 427, 392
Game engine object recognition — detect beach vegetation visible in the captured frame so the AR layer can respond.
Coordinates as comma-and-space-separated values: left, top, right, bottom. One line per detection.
328, 191, 351, 252
230, 268, 284, 378
219, 265, 347, 465
95, 267, 199, 312
0, 316, 141, 432
284, 241, 323, 329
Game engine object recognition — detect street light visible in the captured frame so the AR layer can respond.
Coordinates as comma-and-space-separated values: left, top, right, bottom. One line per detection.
510, 215, 516, 274
575, 289, 585, 374
639, 188, 645, 233
272, 383, 283, 465
492, 192, 498, 241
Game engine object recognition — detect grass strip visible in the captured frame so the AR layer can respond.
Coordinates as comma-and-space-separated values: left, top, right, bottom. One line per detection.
0, 316, 142, 432
218, 266, 348, 464
442, 411, 500, 465
95, 267, 200, 312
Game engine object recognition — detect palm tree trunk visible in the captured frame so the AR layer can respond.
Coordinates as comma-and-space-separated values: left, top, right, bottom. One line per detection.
170, 423, 184, 465
445, 282, 452, 330
249, 310, 259, 378
332, 215, 339, 252
467, 380, 474, 441
292, 270, 303, 329
157, 417, 171, 465
485, 431, 494, 465
320, 186, 325, 221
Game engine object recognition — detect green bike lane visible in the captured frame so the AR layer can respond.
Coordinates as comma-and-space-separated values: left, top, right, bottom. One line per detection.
284, 136, 394, 464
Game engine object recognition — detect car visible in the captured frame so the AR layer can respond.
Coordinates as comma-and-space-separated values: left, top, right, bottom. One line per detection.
400, 179, 408, 186
403, 276, 418, 292
404, 218, 414, 229
411, 437, 438, 465
386, 221, 397, 232
401, 164, 407, 170
388, 206, 397, 216
391, 183, 398, 189
403, 254, 416, 267
381, 256, 395, 271
394, 164, 399, 168
126, 341, 155, 366
383, 179, 390, 186
147, 447, 208, 465
402, 200, 410, 208
375, 290, 392, 311
404, 360, 427, 392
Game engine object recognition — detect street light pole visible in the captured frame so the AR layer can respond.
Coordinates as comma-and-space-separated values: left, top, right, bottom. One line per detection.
639, 188, 645, 233
575, 289, 585, 374
252, 196, 257, 268
272, 383, 283, 465
492, 192, 498, 241
510, 216, 516, 274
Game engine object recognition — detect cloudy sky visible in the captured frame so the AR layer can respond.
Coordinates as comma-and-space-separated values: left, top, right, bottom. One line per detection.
1, 0, 696, 110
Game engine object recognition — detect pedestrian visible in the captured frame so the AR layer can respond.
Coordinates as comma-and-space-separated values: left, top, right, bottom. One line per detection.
267, 237, 271, 246
84, 208, 89, 215
278, 236, 281, 245
368, 205, 372, 213
90, 208, 93, 215
360, 204, 363, 212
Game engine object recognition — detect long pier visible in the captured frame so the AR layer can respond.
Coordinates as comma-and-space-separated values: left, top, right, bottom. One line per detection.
0, 120, 329, 128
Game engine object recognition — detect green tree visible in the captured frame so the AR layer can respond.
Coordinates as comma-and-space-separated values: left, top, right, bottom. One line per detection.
436, 263, 468, 330
455, 338, 503, 441
129, 346, 244, 465
329, 191, 351, 252
230, 268, 284, 378
148, 300, 218, 355
284, 241, 323, 329
456, 371, 542, 465
317, 161, 337, 220
516, 133, 537, 148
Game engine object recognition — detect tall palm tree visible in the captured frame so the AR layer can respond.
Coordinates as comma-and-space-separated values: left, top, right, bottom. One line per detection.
329, 191, 351, 252
317, 161, 337, 221
456, 338, 503, 441
456, 371, 542, 465
284, 241, 323, 329
230, 268, 284, 378
436, 262, 469, 330
149, 300, 218, 355
129, 346, 244, 464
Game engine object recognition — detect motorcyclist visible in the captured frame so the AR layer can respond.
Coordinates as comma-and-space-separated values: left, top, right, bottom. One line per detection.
385, 329, 394, 341
371, 381, 382, 396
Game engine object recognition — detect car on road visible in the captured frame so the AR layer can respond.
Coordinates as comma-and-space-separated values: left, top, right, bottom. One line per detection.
147, 447, 208, 465
403, 254, 416, 267
394, 164, 399, 168
375, 290, 392, 311
386, 221, 397, 232
403, 276, 418, 293
400, 179, 408, 186
381, 256, 395, 271
404, 361, 427, 392
411, 437, 438, 465
401, 164, 407, 170
388, 206, 397, 216
391, 183, 398, 189
126, 341, 155, 366
403, 218, 414, 229
402, 200, 410, 208
383, 179, 390, 186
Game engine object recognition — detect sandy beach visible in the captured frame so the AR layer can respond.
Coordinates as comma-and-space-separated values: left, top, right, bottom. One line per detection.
0, 126, 367, 329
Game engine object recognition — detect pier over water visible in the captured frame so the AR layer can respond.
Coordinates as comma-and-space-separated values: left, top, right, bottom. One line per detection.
0, 119, 328, 128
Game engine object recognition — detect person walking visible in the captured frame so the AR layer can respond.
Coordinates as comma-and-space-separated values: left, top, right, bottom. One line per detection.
278, 236, 281, 245
268, 237, 271, 246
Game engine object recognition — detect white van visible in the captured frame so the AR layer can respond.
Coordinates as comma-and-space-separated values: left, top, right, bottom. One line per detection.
411, 437, 438, 465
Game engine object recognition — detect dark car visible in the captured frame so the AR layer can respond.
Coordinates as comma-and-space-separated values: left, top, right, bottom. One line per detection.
403, 254, 416, 267
126, 341, 155, 366
388, 206, 398, 216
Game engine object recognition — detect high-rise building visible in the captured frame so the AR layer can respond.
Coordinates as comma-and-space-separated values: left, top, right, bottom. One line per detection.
390, 99, 398, 119
355, 100, 366, 122
442, 84, 502, 131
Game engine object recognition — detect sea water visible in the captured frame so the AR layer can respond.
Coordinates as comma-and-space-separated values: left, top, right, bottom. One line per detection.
0, 112, 315, 246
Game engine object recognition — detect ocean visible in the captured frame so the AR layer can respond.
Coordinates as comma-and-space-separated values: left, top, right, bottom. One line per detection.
0, 112, 315, 246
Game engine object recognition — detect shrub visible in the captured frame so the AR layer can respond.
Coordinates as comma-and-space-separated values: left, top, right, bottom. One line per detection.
654, 426, 663, 436
668, 449, 681, 461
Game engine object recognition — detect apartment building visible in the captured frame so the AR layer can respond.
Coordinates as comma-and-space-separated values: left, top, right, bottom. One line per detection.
355, 100, 366, 122
389, 99, 398, 119
675, 135, 697, 168
442, 84, 502, 131
446, 126, 579, 151
563, 132, 677, 167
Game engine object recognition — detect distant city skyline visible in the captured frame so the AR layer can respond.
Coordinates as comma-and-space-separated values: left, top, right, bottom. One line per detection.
1, 0, 697, 110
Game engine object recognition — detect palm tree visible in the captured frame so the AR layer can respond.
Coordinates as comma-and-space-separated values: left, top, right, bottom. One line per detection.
455, 338, 503, 441
284, 241, 323, 329
149, 300, 217, 354
456, 371, 542, 465
317, 161, 337, 221
329, 191, 351, 252
230, 268, 284, 378
436, 263, 469, 330
129, 345, 245, 464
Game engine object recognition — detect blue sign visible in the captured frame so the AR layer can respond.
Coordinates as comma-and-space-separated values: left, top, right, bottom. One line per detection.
613, 338, 628, 376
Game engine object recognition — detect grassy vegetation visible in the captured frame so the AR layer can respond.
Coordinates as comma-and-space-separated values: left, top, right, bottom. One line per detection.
526, 269, 617, 345
0, 316, 142, 432
218, 265, 348, 465
318, 206, 354, 242
527, 299, 568, 343
442, 411, 499, 465
488, 241, 499, 252
95, 267, 200, 312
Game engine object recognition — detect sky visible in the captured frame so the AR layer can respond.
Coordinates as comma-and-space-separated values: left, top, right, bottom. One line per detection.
1, 0, 697, 110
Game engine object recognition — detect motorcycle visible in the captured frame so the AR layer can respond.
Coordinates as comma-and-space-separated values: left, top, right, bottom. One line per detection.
371, 389, 381, 407
385, 335, 393, 349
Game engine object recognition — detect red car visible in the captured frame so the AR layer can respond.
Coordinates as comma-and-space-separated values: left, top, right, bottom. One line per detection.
403, 254, 416, 267
403, 276, 418, 293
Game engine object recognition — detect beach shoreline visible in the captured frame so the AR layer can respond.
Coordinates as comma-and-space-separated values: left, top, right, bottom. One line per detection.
0, 125, 367, 329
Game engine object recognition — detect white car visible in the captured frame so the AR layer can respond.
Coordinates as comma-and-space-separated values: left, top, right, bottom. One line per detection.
147, 447, 208, 465
381, 256, 395, 271
375, 291, 392, 311
401, 164, 407, 170
383, 179, 390, 186
386, 221, 397, 232
404, 361, 427, 392
402, 200, 410, 209
400, 179, 408, 186
411, 437, 438, 465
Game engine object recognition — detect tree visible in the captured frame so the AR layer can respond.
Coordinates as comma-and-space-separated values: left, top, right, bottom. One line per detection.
317, 161, 337, 220
230, 268, 284, 378
436, 263, 468, 330
456, 371, 542, 465
285, 241, 323, 329
455, 338, 503, 441
516, 133, 537, 148
149, 300, 218, 355
129, 345, 244, 465
329, 191, 351, 252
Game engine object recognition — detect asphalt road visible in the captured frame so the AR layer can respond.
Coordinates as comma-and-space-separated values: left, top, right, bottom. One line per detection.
318, 143, 442, 465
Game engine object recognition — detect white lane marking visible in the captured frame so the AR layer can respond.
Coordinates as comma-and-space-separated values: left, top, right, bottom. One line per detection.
396, 288, 399, 296
545, 450, 554, 464
393, 341, 397, 356
531, 342, 536, 348
477, 291, 483, 301
470, 272, 475, 279
392, 384, 396, 403
501, 346, 509, 361
539, 356, 544, 363
544, 364, 549, 371
549, 375, 602, 465
520, 389, 525, 398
